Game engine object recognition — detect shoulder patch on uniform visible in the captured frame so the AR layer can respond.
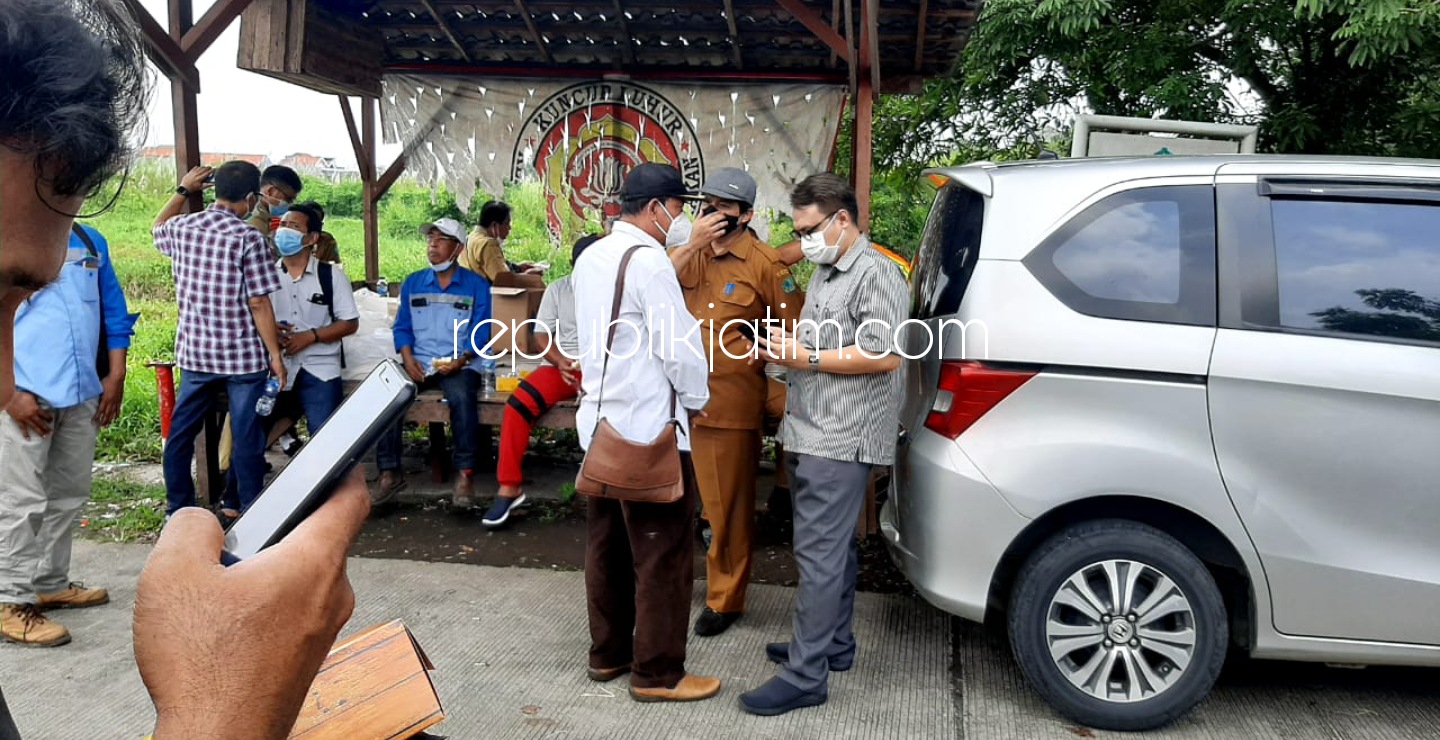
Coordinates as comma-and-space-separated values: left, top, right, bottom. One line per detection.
780, 275, 798, 294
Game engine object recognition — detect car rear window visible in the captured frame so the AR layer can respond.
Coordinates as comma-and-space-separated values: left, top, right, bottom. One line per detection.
912, 184, 984, 319
1025, 184, 1217, 326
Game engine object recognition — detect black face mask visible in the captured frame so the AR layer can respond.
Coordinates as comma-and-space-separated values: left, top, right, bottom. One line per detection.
701, 205, 742, 236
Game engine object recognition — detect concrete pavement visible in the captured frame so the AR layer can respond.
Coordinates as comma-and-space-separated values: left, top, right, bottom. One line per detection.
4, 542, 1440, 739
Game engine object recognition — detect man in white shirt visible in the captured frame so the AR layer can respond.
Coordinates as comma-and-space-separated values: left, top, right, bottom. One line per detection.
268, 201, 359, 434
571, 164, 716, 703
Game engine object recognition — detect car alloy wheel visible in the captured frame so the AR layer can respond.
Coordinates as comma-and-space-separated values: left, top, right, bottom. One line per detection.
1045, 559, 1196, 703
1008, 519, 1228, 731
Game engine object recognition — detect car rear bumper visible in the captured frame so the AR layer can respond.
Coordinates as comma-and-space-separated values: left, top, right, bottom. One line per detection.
881, 430, 1031, 624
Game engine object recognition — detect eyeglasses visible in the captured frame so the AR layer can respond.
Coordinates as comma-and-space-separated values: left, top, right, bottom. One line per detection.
790, 211, 838, 241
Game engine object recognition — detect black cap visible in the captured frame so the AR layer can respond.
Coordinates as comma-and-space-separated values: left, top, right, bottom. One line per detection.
620, 163, 699, 203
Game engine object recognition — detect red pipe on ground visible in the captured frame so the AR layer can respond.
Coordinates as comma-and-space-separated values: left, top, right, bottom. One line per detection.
147, 361, 176, 440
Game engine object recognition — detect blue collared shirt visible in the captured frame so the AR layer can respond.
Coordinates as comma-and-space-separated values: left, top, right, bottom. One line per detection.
15, 225, 138, 408
392, 266, 492, 373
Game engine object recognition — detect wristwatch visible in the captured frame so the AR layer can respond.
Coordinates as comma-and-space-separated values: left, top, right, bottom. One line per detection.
808, 347, 821, 369
175, 185, 190, 197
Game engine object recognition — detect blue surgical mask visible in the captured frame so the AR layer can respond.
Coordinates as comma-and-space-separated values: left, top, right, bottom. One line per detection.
274, 227, 306, 257
270, 200, 291, 217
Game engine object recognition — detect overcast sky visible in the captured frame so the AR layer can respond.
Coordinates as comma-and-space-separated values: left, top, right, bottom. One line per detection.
136, 0, 402, 172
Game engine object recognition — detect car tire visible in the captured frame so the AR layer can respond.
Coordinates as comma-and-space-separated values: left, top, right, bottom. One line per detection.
1007, 519, 1228, 731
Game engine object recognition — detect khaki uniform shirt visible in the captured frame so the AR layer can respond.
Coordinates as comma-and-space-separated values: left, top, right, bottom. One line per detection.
678, 230, 804, 430
461, 232, 510, 283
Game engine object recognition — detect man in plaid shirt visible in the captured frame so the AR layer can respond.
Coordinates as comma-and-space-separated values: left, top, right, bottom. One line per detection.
152, 161, 286, 516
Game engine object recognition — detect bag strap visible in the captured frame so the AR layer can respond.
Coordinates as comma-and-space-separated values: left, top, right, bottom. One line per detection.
591, 246, 681, 433
318, 260, 336, 323
316, 260, 347, 368
71, 223, 98, 258
592, 245, 643, 424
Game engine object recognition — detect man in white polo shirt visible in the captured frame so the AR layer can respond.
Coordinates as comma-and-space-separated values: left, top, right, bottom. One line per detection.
268, 201, 359, 434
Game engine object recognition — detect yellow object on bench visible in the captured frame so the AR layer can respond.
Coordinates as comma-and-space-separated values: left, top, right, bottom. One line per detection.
496, 375, 521, 392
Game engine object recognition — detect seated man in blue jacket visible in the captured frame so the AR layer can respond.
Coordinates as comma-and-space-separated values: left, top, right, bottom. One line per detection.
0, 223, 136, 647
375, 218, 492, 509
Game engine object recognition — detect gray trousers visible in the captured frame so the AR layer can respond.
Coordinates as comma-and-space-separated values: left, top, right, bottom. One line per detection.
780, 451, 870, 693
0, 398, 98, 605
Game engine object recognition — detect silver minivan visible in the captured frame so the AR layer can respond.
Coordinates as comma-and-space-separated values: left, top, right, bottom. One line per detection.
883, 155, 1440, 730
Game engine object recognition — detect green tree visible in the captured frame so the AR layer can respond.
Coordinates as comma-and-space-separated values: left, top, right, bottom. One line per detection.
872, 0, 1440, 172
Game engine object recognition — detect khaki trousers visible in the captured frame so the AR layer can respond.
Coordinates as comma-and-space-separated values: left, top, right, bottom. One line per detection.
691, 425, 761, 614
0, 399, 99, 604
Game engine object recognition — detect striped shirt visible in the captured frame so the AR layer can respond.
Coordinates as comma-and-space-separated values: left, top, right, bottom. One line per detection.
781, 237, 908, 465
153, 204, 283, 375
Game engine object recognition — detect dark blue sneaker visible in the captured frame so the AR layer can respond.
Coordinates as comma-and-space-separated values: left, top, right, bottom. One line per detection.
738, 676, 827, 716
482, 493, 526, 528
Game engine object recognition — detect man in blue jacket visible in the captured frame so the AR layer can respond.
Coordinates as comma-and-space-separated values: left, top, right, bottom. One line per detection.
0, 223, 136, 647
375, 218, 493, 509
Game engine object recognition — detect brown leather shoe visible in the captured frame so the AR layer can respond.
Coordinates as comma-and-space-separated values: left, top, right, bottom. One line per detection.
452, 469, 476, 509
36, 583, 109, 610
1, 604, 71, 647
586, 665, 631, 682
373, 470, 406, 506
629, 674, 721, 703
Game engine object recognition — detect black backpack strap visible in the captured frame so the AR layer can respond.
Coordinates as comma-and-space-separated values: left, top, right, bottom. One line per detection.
72, 224, 110, 378
71, 223, 98, 258
316, 260, 346, 368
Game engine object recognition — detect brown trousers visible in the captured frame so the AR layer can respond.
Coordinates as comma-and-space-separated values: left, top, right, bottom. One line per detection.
691, 426, 761, 613
585, 453, 699, 689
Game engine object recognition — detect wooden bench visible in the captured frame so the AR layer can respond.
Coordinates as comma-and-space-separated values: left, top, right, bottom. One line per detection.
192, 380, 577, 507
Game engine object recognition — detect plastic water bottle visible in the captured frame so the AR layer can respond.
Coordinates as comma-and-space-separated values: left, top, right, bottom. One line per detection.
255, 376, 281, 417
479, 358, 497, 397
375, 277, 389, 297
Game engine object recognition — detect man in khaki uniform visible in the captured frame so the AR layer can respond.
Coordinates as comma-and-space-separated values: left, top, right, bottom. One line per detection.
676, 168, 804, 637
460, 200, 544, 282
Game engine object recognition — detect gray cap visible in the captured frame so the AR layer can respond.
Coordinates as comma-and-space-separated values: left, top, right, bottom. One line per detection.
699, 167, 757, 207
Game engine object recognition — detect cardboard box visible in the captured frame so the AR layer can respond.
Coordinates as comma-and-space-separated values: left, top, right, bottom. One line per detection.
288, 620, 444, 740
489, 272, 546, 356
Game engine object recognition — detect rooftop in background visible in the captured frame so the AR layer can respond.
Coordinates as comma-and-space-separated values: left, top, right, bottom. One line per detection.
138, 146, 273, 169
240, 0, 981, 95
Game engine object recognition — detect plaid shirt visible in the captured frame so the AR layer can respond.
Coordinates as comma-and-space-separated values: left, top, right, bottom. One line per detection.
153, 204, 282, 375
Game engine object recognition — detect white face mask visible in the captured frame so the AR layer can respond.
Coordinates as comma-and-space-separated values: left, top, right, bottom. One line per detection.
799, 213, 843, 265
655, 202, 693, 249
430, 258, 455, 273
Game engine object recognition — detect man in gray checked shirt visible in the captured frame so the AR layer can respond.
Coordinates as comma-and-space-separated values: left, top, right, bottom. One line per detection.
741, 173, 909, 716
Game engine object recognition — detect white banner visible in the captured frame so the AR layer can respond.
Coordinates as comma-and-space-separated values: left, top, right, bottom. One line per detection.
381, 75, 847, 239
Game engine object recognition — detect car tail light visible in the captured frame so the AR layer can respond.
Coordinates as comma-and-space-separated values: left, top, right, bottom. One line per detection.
924, 361, 1036, 440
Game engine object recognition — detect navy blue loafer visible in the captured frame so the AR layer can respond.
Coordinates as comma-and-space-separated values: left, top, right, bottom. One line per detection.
738, 676, 827, 716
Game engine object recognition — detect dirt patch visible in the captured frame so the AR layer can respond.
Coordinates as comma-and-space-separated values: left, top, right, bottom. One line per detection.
352, 497, 914, 595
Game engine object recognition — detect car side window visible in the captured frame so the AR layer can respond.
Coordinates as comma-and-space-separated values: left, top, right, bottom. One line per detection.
1272, 199, 1440, 344
1025, 185, 1216, 326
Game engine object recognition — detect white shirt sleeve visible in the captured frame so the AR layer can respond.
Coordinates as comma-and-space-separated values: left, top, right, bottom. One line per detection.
634, 251, 710, 411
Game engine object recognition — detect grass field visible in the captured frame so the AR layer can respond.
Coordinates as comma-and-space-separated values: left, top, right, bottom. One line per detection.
79, 165, 814, 462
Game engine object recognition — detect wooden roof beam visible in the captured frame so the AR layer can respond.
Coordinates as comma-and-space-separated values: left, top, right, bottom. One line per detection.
180, 0, 254, 60
612, 0, 638, 66
775, 0, 851, 66
513, 0, 554, 64
721, 0, 743, 69
418, 0, 474, 62
913, 0, 928, 72
120, 0, 200, 90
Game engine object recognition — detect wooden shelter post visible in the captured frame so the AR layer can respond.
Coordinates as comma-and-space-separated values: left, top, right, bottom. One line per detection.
123, 0, 258, 215
341, 95, 407, 285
